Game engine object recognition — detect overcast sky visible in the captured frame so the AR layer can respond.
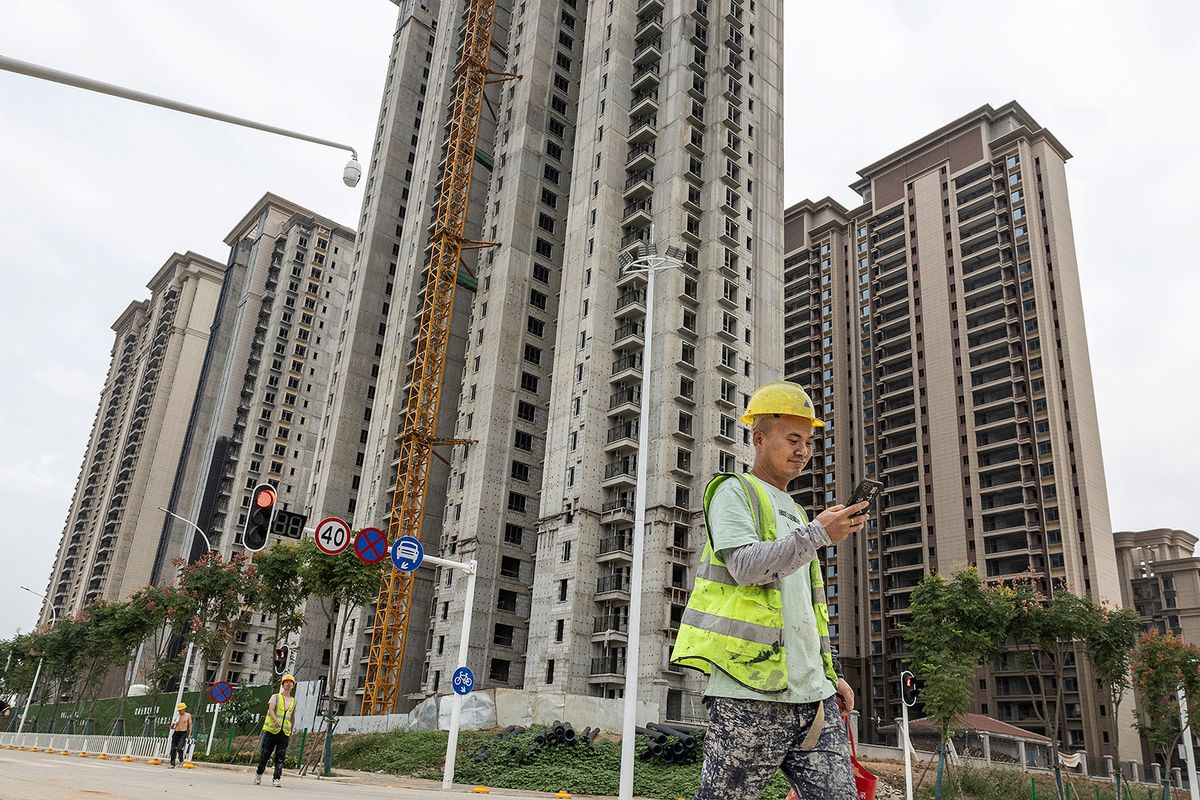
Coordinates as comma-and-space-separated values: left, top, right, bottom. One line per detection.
1, 1, 1196, 639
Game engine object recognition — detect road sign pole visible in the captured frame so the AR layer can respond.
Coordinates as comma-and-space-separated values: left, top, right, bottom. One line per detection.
205, 702, 220, 756
442, 559, 477, 791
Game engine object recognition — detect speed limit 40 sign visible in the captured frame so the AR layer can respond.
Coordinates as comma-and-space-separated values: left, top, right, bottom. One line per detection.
314, 516, 351, 555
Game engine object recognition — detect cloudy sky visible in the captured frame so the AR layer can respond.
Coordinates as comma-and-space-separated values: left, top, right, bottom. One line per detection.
1, 0, 1196, 638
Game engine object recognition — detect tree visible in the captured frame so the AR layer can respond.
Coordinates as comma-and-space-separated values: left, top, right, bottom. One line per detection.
1082, 603, 1143, 798
135, 584, 192, 694
253, 542, 307, 653
0, 634, 38, 732
107, 590, 171, 734
997, 580, 1099, 800
1132, 630, 1200, 786
298, 537, 385, 776
175, 550, 261, 685
903, 567, 1012, 798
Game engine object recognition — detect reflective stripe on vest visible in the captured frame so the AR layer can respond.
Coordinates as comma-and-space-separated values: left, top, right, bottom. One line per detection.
261, 692, 295, 736
669, 472, 838, 693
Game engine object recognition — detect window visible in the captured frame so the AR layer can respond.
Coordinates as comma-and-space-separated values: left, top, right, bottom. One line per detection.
514, 431, 533, 451
504, 523, 524, 545
558, 578, 568, 601
555, 618, 565, 642
520, 372, 539, 393
494, 623, 514, 647
530, 289, 548, 309
490, 658, 511, 682
545, 659, 556, 684
511, 461, 530, 481
507, 491, 528, 512
527, 316, 545, 337
497, 589, 518, 612
517, 401, 536, 421
561, 541, 573, 562
500, 556, 521, 579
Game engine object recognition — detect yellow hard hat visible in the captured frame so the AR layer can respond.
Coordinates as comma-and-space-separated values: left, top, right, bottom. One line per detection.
741, 381, 825, 427
176, 703, 186, 711
281, 673, 296, 685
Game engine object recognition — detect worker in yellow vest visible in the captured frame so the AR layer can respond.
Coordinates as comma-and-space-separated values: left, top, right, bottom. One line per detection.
254, 673, 296, 787
670, 382, 868, 799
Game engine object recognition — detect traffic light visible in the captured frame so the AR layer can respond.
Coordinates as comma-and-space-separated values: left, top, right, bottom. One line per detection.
243, 483, 278, 552
900, 670, 917, 707
274, 645, 289, 675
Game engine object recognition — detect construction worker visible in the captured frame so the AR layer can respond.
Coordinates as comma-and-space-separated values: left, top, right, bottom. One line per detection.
671, 381, 868, 800
255, 674, 297, 787
168, 702, 192, 768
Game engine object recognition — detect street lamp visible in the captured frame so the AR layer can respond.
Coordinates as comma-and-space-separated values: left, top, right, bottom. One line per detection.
616, 235, 688, 800
156, 508, 214, 733
17, 585, 56, 734
0, 54, 361, 186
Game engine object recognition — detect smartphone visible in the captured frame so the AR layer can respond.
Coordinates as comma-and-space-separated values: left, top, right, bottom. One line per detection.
845, 479, 884, 517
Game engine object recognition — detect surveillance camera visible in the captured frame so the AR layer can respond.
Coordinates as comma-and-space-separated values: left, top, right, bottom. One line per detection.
343, 157, 362, 188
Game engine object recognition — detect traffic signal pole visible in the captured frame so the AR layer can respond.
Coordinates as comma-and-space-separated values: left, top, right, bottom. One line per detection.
901, 696, 913, 800
900, 669, 916, 800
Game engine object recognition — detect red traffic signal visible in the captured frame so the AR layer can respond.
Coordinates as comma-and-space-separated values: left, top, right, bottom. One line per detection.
900, 670, 917, 707
243, 483, 278, 552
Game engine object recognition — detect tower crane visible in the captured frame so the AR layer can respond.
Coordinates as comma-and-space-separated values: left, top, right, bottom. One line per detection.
361, 0, 517, 714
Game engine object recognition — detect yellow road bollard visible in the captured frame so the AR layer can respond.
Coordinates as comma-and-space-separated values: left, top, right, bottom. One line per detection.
553, 792, 573, 799
472, 787, 491, 794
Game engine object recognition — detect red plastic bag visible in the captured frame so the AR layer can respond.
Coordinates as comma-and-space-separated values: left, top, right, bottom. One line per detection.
785, 714, 876, 800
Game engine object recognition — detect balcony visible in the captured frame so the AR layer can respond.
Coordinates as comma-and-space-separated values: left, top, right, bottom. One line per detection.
593, 614, 630, 634
631, 89, 660, 117
601, 497, 634, 522
631, 64, 659, 92
633, 38, 662, 67
623, 168, 655, 197
604, 458, 638, 487
598, 536, 633, 562
611, 353, 644, 380
613, 320, 645, 347
635, 12, 663, 38
596, 574, 630, 597
606, 420, 639, 451
623, 199, 653, 226
589, 656, 627, 679
608, 386, 641, 415
615, 288, 647, 316
626, 143, 656, 170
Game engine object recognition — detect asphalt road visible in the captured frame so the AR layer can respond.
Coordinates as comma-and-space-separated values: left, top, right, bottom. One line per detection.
0, 749, 579, 800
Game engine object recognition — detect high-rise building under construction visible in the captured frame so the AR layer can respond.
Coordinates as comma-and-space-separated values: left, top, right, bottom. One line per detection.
309, 0, 783, 717
782, 102, 1126, 757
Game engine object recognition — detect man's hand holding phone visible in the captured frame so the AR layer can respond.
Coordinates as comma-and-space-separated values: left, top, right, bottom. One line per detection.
816, 502, 869, 543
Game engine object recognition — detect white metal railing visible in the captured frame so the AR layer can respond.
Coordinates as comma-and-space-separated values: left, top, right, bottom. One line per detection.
0, 731, 192, 762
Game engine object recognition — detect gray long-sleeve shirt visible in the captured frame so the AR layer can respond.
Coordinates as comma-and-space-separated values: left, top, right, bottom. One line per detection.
721, 520, 832, 587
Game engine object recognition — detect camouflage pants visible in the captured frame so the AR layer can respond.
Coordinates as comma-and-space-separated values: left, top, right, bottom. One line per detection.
696, 695, 856, 800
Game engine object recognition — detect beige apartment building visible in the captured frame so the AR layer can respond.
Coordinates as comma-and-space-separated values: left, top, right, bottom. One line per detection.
155, 193, 355, 688
782, 102, 1128, 760
1115, 528, 1200, 643
39, 253, 224, 624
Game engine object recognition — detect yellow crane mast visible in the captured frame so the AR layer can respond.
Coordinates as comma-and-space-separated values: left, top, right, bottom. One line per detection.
361, 0, 515, 715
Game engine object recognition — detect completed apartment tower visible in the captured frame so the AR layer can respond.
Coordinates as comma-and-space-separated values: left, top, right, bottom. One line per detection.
39, 253, 224, 625
782, 103, 1124, 757
310, 0, 784, 715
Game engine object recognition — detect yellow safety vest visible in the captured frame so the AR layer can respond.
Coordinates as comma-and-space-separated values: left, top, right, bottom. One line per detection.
669, 473, 838, 693
261, 692, 295, 736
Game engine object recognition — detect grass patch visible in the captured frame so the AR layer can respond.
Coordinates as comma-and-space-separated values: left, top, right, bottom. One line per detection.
331, 725, 795, 800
